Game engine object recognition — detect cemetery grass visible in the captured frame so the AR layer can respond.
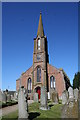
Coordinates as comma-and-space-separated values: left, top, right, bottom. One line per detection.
2, 110, 18, 120
2, 101, 63, 119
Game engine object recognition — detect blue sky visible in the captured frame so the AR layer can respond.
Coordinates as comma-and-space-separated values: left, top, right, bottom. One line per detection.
2, 2, 78, 90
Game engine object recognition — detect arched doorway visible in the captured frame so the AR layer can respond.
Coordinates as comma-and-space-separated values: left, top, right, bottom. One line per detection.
35, 86, 41, 99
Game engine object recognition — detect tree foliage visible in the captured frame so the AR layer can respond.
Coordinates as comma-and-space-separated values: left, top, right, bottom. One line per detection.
73, 72, 80, 89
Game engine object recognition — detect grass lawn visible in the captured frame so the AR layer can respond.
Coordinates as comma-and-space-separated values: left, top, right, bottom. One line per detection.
2, 101, 63, 120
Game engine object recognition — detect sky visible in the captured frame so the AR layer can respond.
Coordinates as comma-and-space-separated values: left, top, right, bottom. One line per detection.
2, 2, 78, 90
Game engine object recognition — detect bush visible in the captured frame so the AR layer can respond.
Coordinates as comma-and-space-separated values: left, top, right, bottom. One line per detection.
0, 100, 18, 108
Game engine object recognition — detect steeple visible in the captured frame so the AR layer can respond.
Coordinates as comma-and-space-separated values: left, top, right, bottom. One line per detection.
37, 12, 44, 37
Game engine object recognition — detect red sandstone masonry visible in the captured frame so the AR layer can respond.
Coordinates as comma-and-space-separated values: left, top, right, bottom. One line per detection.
47, 63, 65, 97
16, 63, 66, 97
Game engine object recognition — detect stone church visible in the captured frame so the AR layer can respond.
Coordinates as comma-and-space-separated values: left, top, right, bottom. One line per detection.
16, 13, 71, 100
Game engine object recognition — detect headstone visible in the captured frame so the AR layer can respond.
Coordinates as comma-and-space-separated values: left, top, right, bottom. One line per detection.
62, 90, 68, 104
2, 92, 7, 103
52, 90, 59, 104
78, 89, 80, 119
74, 88, 79, 101
0, 90, 2, 102
18, 86, 28, 119
48, 92, 50, 100
34, 93, 38, 102
68, 87, 74, 99
11, 95, 14, 101
68, 87, 74, 107
14, 92, 18, 101
40, 86, 48, 110
7, 94, 11, 102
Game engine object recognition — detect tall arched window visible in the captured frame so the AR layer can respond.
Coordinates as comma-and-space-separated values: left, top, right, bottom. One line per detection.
37, 66, 41, 82
50, 76, 55, 89
28, 78, 32, 93
37, 39, 40, 50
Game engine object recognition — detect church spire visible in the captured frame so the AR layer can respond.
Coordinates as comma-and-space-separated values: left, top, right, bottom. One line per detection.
37, 12, 44, 37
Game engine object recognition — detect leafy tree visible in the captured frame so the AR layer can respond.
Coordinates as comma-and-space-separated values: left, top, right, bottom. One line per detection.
73, 72, 80, 89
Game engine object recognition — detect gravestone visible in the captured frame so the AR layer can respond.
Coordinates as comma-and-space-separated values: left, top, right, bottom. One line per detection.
40, 86, 48, 110
48, 92, 50, 100
2, 92, 7, 103
52, 90, 59, 104
34, 93, 38, 102
74, 88, 78, 101
68, 87, 74, 107
0, 90, 2, 102
11, 95, 14, 101
18, 86, 28, 119
62, 90, 68, 104
14, 92, 18, 101
68, 87, 74, 99
7, 94, 11, 102
78, 89, 80, 119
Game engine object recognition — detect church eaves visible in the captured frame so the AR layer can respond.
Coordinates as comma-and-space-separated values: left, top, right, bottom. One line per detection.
37, 12, 44, 37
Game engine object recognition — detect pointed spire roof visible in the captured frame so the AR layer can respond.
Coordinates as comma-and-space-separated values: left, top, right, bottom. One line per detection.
37, 12, 44, 37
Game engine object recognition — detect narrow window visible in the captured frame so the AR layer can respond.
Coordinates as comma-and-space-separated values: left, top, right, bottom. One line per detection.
50, 76, 55, 89
37, 39, 40, 50
50, 78, 53, 88
53, 78, 55, 89
37, 66, 41, 82
28, 78, 32, 93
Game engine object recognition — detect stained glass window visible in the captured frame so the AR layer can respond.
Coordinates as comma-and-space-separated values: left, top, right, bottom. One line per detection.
37, 66, 41, 82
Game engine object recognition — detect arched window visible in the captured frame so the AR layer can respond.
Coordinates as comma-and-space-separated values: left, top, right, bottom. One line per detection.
37, 66, 41, 82
50, 76, 55, 89
37, 39, 40, 50
28, 78, 32, 93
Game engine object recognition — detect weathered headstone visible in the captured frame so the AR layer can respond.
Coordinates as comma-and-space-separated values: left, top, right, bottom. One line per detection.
7, 94, 11, 102
18, 86, 28, 119
48, 92, 50, 100
34, 93, 38, 102
2, 92, 7, 103
14, 92, 18, 101
68, 87, 74, 99
0, 90, 2, 102
68, 87, 74, 107
52, 90, 59, 104
78, 89, 80, 119
62, 90, 68, 104
40, 86, 48, 110
11, 95, 14, 101
74, 88, 78, 101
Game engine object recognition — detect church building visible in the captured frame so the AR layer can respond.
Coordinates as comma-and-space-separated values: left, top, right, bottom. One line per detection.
16, 13, 71, 100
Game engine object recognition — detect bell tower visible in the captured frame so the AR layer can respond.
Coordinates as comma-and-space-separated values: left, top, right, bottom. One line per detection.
33, 13, 49, 93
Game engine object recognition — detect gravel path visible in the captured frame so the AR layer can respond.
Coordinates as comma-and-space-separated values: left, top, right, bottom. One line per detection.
0, 100, 34, 117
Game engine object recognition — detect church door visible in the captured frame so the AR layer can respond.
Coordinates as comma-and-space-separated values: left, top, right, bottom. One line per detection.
36, 87, 41, 99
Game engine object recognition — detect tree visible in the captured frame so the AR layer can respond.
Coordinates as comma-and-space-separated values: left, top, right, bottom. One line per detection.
73, 72, 80, 89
